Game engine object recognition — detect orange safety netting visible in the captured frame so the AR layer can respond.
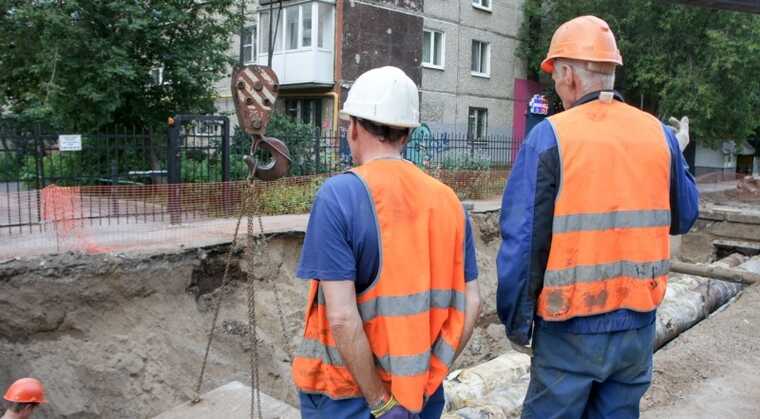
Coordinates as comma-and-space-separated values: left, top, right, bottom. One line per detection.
40, 185, 111, 254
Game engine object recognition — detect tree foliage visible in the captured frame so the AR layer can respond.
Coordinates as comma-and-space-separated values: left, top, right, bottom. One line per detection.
518, 0, 760, 145
0, 0, 242, 131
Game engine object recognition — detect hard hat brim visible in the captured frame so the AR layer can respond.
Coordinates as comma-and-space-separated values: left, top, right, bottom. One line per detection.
339, 109, 420, 129
540, 56, 622, 74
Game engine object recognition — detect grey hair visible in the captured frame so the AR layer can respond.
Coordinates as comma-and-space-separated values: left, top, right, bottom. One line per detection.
554, 58, 616, 92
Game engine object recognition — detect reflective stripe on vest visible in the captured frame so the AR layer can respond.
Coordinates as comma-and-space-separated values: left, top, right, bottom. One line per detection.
292, 160, 467, 412
316, 287, 466, 322
296, 335, 458, 376
537, 100, 672, 320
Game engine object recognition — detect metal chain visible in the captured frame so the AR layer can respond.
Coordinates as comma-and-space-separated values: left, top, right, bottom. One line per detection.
246, 202, 263, 419
257, 212, 293, 360
257, 211, 296, 403
193, 196, 247, 404
193, 139, 292, 418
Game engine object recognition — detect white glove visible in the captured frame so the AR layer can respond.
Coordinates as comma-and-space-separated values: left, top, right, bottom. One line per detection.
668, 116, 690, 152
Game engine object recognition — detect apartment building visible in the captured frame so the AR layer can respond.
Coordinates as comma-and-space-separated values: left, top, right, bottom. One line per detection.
214, 0, 531, 139
421, 0, 528, 138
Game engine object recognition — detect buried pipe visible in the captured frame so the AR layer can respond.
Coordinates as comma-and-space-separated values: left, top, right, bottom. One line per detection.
442, 255, 760, 419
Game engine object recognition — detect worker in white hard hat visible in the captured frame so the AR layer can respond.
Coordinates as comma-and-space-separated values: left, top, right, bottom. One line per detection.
292, 66, 481, 419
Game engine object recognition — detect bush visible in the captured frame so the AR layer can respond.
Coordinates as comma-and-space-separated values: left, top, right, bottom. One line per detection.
438, 149, 492, 171
231, 114, 329, 178
256, 177, 325, 215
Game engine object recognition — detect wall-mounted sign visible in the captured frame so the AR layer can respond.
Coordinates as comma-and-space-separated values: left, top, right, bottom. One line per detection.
58, 134, 82, 151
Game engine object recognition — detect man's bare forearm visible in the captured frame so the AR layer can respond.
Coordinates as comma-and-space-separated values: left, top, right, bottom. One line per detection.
321, 280, 388, 405
456, 280, 481, 360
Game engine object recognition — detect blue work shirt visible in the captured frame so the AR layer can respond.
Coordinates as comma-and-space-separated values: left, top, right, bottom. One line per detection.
297, 172, 479, 291
497, 92, 700, 345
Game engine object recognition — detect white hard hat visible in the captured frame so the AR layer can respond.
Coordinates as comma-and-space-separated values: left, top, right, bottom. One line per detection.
340, 66, 420, 129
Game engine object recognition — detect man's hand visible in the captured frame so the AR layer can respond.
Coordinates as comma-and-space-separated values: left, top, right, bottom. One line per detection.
668, 116, 690, 152
510, 340, 533, 357
378, 405, 420, 419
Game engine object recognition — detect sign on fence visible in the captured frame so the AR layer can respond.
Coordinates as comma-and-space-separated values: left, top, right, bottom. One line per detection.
58, 134, 82, 151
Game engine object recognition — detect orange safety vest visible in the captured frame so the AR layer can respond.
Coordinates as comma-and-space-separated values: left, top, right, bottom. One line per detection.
537, 99, 672, 321
292, 159, 467, 412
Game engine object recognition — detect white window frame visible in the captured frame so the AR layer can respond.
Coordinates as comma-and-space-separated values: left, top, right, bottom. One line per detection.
467, 107, 488, 144
241, 24, 257, 64
472, 0, 492, 12
422, 29, 445, 70
471, 40, 491, 78
258, 3, 334, 54
284, 5, 300, 51
301, 3, 313, 49
316, 2, 334, 52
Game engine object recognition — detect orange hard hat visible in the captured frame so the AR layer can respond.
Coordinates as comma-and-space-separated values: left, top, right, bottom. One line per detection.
541, 15, 622, 74
3, 378, 47, 404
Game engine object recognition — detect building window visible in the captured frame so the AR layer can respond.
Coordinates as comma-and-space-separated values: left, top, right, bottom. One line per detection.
259, 11, 283, 53
422, 30, 445, 69
302, 4, 313, 47
317, 2, 334, 49
285, 6, 299, 50
242, 25, 256, 64
471, 40, 490, 77
259, 4, 334, 54
468, 107, 488, 142
285, 98, 323, 128
472, 0, 491, 11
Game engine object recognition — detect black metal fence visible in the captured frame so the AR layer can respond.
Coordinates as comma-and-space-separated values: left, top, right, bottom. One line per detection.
0, 116, 519, 233
0, 122, 164, 189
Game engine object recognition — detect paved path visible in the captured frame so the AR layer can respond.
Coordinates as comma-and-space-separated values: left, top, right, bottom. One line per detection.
1, 213, 309, 259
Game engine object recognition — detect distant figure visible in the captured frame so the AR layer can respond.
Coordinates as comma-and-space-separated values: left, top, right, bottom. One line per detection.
2, 378, 46, 419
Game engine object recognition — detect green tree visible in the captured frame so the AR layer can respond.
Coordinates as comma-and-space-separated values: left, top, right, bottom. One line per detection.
518, 0, 760, 146
0, 0, 242, 131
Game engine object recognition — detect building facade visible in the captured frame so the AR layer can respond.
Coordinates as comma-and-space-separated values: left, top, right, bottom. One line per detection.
215, 0, 529, 140
420, 0, 526, 137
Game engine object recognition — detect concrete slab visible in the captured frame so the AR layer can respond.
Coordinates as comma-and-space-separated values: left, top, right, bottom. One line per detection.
153, 381, 299, 419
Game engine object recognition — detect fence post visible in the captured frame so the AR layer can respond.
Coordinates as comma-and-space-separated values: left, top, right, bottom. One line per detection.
34, 125, 44, 225
221, 116, 230, 183
221, 116, 231, 216
314, 133, 321, 175
167, 118, 181, 224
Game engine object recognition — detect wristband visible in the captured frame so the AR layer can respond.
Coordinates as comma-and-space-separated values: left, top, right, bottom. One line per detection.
370, 394, 399, 417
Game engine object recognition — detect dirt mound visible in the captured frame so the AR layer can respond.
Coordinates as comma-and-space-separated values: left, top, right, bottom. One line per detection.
0, 213, 504, 418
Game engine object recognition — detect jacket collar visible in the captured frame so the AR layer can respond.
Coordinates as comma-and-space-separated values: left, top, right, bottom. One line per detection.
572, 90, 625, 108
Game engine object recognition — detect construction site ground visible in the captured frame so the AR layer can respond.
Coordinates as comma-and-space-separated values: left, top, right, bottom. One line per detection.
0, 183, 759, 418
642, 281, 760, 418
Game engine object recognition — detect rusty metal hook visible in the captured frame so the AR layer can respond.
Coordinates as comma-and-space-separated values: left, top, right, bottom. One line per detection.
243, 136, 291, 181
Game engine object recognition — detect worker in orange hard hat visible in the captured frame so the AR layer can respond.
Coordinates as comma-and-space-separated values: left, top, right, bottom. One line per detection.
497, 15, 699, 418
2, 378, 46, 419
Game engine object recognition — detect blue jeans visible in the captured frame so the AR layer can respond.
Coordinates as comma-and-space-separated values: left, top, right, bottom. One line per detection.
299, 385, 445, 419
522, 322, 655, 419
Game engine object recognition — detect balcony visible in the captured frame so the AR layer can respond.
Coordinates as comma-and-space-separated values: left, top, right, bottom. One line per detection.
252, 1, 335, 88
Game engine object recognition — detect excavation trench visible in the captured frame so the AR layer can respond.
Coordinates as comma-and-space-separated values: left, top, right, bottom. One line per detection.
0, 210, 750, 418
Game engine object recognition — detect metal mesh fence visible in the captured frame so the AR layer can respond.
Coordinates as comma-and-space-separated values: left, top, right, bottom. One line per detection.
1, 169, 509, 259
